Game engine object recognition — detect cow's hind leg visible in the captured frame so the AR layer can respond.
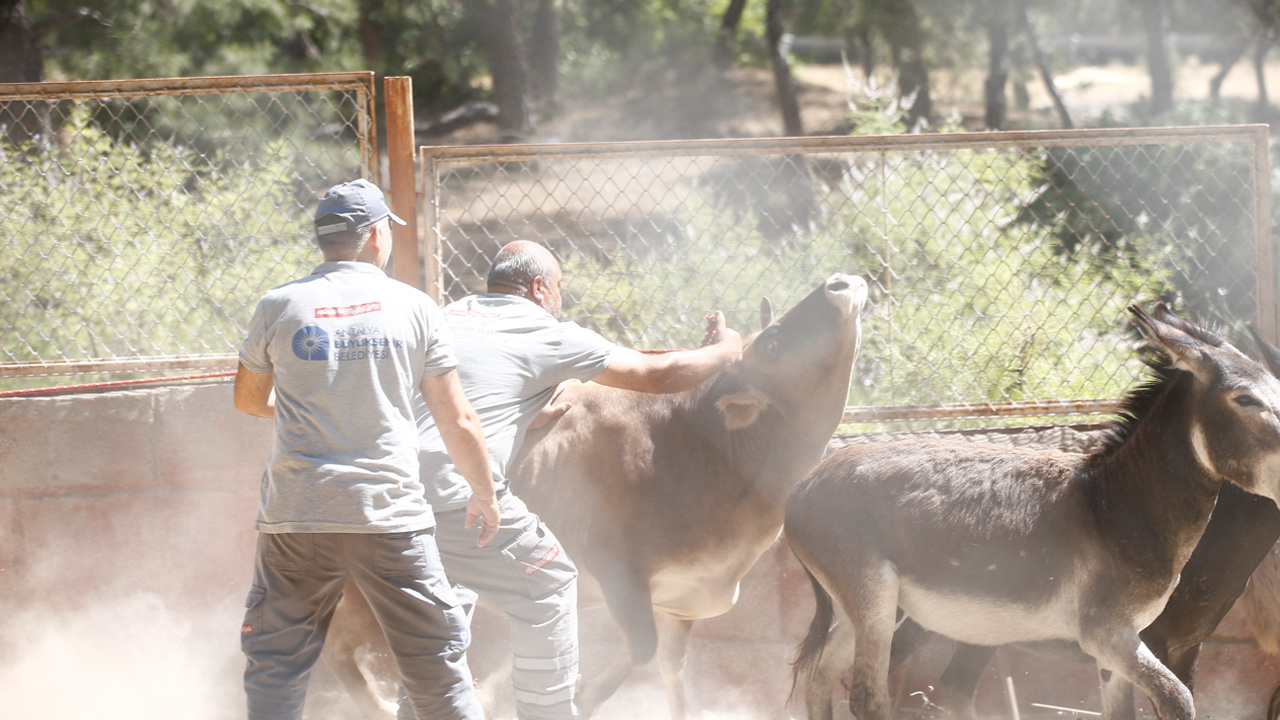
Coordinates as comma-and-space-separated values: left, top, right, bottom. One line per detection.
577, 565, 658, 718
656, 614, 694, 720
323, 583, 398, 720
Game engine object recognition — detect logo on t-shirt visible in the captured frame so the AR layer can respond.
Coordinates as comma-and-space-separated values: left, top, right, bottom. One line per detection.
316, 302, 381, 318
292, 326, 330, 361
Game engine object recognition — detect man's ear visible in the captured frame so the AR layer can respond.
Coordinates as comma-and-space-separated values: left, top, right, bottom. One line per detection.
528, 275, 551, 307
358, 221, 388, 263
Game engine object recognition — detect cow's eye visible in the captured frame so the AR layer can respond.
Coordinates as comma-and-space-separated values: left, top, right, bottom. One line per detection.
765, 339, 779, 356
1236, 394, 1261, 408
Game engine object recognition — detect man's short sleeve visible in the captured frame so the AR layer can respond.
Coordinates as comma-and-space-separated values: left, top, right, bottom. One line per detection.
555, 320, 618, 383
421, 298, 459, 378
238, 300, 273, 374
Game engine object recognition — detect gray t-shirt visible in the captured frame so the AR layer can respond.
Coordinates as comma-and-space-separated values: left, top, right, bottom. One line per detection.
415, 294, 617, 511
240, 261, 457, 533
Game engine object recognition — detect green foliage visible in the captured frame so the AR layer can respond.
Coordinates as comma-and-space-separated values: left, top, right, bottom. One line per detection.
0, 104, 347, 383
556, 138, 1157, 425
30, 0, 365, 80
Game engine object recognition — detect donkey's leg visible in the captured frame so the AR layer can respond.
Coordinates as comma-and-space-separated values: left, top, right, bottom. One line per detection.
1163, 643, 1202, 689
844, 560, 901, 720
577, 565, 657, 719
803, 614, 857, 720
655, 614, 694, 720
1097, 671, 1136, 720
934, 643, 994, 720
888, 618, 932, 672
1084, 629, 1193, 720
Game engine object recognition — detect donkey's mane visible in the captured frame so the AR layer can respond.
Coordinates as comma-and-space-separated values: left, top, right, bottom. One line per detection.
1095, 317, 1226, 457
1095, 360, 1178, 457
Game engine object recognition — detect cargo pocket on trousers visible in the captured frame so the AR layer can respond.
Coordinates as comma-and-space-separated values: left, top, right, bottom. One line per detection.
499, 519, 577, 598
409, 532, 462, 610
240, 584, 266, 652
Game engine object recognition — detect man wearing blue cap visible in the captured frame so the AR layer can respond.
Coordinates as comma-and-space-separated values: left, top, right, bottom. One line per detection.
234, 178, 499, 720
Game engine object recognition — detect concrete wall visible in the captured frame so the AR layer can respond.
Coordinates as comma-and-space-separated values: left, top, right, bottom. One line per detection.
0, 383, 1275, 720
0, 382, 266, 720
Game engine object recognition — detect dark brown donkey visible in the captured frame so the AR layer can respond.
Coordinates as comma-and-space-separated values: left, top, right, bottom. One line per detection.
888, 322, 1280, 719
787, 303, 1280, 720
890, 481, 1280, 719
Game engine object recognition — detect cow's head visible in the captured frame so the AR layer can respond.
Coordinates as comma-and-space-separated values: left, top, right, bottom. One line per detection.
715, 273, 867, 432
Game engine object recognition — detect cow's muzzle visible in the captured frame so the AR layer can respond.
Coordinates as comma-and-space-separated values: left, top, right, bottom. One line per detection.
825, 273, 868, 316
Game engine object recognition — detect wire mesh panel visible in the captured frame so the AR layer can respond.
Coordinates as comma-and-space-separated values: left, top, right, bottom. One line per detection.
0, 73, 377, 390
421, 127, 1271, 429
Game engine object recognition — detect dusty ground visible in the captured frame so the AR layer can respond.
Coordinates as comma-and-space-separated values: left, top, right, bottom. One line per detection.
426, 56, 1280, 148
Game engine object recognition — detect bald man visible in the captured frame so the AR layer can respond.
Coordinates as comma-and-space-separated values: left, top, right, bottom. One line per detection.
408, 241, 743, 720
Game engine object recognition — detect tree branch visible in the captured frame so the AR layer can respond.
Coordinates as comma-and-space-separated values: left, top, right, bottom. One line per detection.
31, 7, 108, 38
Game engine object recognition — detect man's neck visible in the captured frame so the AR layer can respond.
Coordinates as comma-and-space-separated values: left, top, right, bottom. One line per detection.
487, 282, 527, 297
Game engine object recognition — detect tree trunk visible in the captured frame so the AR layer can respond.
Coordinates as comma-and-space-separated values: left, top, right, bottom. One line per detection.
766, 0, 803, 136
849, 22, 874, 81
984, 2, 1010, 130
1254, 37, 1272, 109
355, 0, 383, 70
715, 0, 750, 68
530, 0, 561, 117
1209, 35, 1248, 103
1019, 0, 1073, 128
474, 0, 535, 141
1142, 0, 1174, 115
882, 0, 932, 128
0, 0, 41, 83
0, 0, 48, 144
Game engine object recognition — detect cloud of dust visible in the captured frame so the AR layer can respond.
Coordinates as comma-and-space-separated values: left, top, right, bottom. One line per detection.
588, 675, 801, 720
0, 589, 246, 720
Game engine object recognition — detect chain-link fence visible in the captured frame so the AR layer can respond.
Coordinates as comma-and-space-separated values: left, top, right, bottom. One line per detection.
0, 72, 377, 390
421, 127, 1272, 429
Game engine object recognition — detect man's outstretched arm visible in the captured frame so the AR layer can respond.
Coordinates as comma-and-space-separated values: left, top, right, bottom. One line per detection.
594, 311, 743, 394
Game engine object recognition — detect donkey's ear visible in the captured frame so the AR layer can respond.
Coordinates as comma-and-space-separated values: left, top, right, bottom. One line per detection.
717, 390, 770, 431
1129, 303, 1211, 377
1248, 323, 1280, 379
760, 297, 774, 330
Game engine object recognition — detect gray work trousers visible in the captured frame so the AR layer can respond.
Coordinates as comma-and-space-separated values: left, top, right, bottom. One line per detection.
241, 529, 484, 720
402, 493, 579, 720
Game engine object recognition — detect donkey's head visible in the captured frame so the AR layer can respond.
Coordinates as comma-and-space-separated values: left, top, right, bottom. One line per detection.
1130, 303, 1280, 506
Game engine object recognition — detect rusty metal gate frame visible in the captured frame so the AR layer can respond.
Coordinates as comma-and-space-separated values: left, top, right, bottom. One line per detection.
0, 72, 378, 381
419, 125, 1273, 426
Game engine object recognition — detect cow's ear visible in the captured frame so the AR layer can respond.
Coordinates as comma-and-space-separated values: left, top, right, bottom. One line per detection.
717, 391, 769, 430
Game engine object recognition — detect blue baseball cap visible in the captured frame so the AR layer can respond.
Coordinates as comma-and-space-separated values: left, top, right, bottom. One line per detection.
314, 179, 406, 236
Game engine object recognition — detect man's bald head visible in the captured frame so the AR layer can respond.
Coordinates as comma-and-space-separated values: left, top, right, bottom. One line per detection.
488, 241, 563, 317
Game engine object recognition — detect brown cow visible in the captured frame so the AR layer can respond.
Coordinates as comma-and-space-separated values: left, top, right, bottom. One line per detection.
323, 272, 867, 719
510, 273, 867, 718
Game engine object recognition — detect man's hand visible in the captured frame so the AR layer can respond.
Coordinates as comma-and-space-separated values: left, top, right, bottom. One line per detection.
530, 401, 572, 429
465, 493, 502, 547
701, 310, 743, 354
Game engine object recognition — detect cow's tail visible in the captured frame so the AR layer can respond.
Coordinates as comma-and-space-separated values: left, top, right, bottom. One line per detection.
789, 563, 835, 703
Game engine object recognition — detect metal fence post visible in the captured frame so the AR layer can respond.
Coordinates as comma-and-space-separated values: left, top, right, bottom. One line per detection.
384, 76, 421, 289
420, 148, 443, 304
